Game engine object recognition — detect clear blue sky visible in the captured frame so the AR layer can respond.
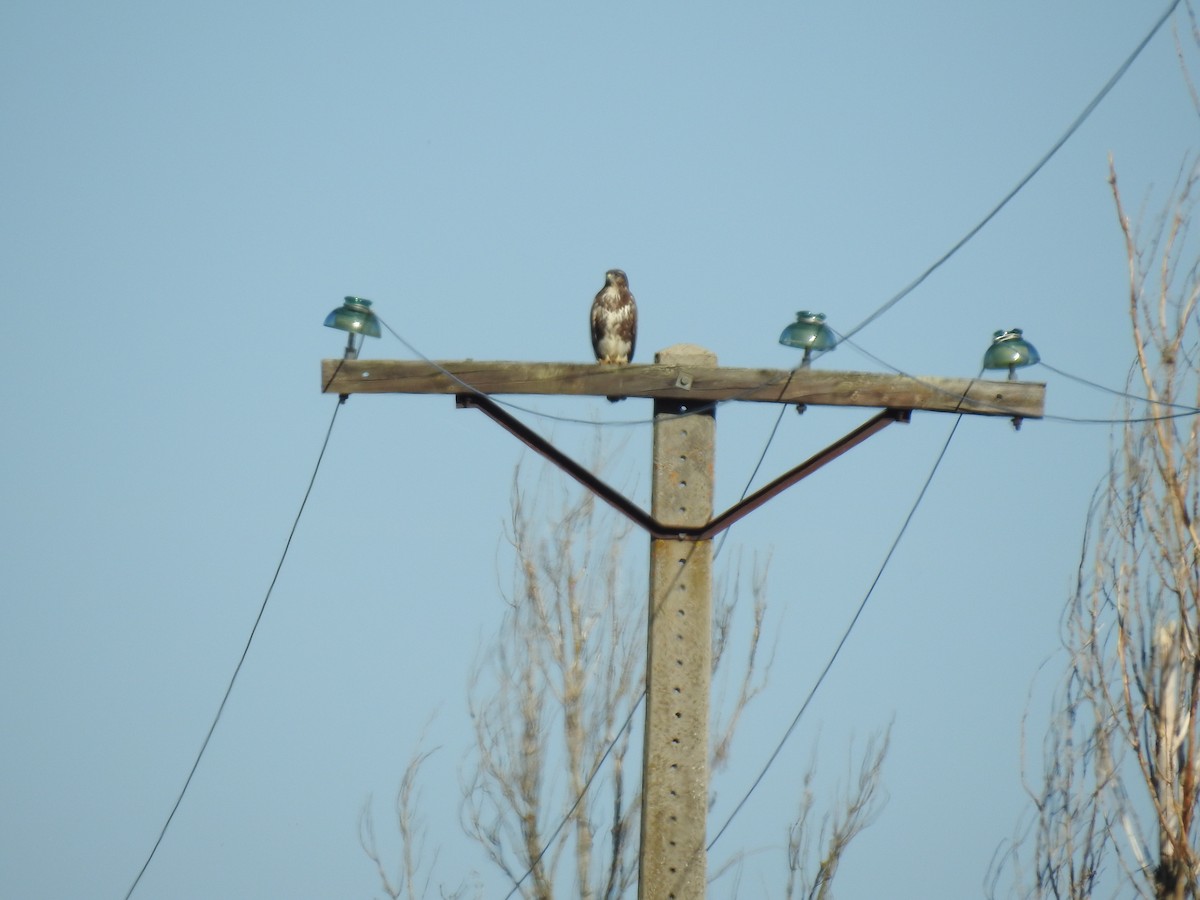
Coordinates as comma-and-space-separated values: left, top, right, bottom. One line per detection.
2, 2, 1196, 897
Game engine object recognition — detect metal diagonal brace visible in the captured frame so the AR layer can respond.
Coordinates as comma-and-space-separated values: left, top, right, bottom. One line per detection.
695, 407, 909, 540
456, 393, 663, 535
456, 394, 908, 540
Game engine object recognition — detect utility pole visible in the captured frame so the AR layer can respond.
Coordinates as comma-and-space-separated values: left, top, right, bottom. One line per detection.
641, 345, 715, 900
322, 351, 1044, 898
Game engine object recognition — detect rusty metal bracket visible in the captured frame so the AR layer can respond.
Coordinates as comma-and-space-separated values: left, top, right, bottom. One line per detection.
456, 394, 908, 540
456, 393, 664, 535
695, 406, 909, 539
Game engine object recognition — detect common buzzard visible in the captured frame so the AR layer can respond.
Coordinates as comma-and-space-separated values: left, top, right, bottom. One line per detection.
590, 269, 637, 402
591, 269, 637, 365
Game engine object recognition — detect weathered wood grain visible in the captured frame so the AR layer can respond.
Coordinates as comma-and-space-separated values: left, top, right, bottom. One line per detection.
321, 359, 1044, 417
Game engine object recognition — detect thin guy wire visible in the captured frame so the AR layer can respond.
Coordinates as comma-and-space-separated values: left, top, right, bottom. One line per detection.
498, 524, 706, 898
714, 403, 789, 562
501, 692, 646, 900
707, 407, 966, 853
123, 400, 344, 900
836, 0, 1184, 344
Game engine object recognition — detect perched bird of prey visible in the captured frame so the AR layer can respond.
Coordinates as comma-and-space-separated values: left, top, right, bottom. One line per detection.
590, 269, 638, 401
590, 269, 637, 364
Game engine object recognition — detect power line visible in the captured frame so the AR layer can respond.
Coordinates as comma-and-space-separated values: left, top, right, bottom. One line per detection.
500, 693, 646, 900
376, 317, 1028, 437
122, 400, 344, 900
837, 334, 1200, 424
357, 0, 1189, 558
707, 406, 966, 854
714, 404, 789, 562
376, 315, 799, 428
374, 3, 1187, 861
117, 3, 1183, 888
837, 0, 1185, 344
710, 0, 1186, 554
496, 489, 726, 898
704, 336, 1200, 849
366, 0, 1183, 485
1037, 361, 1200, 412
378, 316, 659, 426
1046, 408, 1200, 425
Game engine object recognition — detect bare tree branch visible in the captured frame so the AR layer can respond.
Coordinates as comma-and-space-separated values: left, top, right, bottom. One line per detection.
992, 96, 1200, 898
376, 448, 891, 896
461, 455, 643, 899
361, 745, 471, 900
784, 727, 891, 900
460, 455, 805, 897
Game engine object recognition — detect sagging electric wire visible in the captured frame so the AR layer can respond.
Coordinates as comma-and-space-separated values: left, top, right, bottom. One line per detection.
838, 333, 1200, 424
122, 400, 344, 900
375, 314, 801, 428
120, 4, 1187, 886
1038, 360, 1200, 412
366, 1, 1180, 443
454, 0, 1183, 531
739, 0, 1182, 514
706, 402, 968, 855
377, 316, 1028, 439
705, 344, 1199, 857
479, 339, 1181, 884
833, 0, 1184, 346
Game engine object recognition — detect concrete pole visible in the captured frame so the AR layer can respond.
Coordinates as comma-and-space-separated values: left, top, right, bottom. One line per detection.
639, 344, 715, 900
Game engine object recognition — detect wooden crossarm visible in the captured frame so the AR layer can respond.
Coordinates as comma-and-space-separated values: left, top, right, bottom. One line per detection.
321, 358, 1044, 418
